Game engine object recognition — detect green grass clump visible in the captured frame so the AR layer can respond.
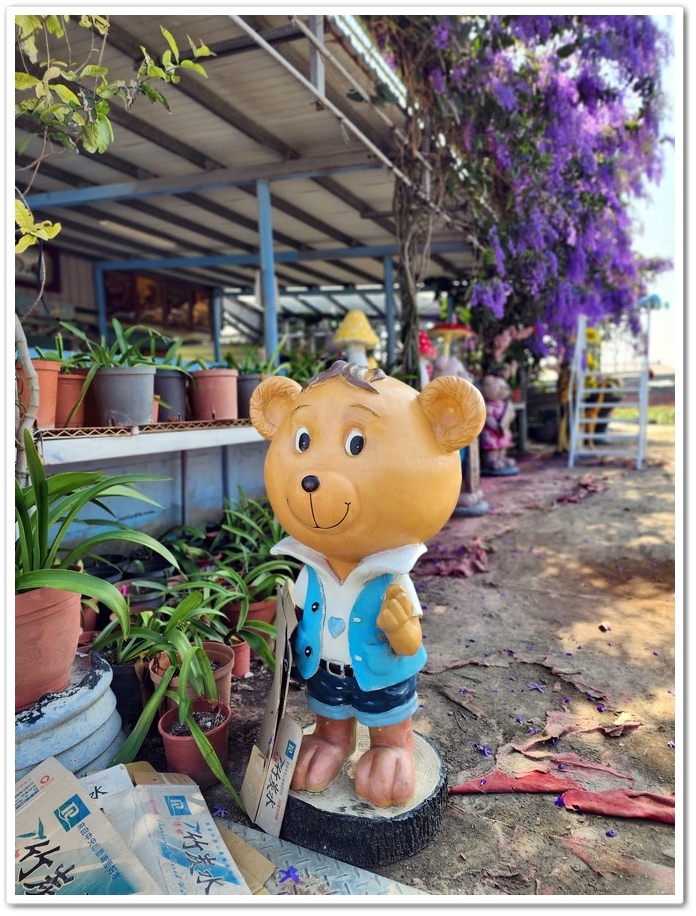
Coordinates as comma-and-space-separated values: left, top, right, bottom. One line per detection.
612, 405, 675, 425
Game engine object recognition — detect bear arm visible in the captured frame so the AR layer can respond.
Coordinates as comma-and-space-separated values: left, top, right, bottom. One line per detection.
376, 585, 423, 656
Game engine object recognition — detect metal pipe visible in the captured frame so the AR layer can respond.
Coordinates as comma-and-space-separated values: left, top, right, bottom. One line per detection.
292, 15, 434, 180
228, 14, 447, 226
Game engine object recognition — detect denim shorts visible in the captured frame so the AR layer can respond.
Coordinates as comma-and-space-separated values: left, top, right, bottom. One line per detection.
302, 665, 419, 727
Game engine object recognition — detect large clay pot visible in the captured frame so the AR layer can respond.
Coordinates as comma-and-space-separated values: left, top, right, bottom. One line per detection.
158, 700, 231, 789
149, 640, 235, 710
16, 359, 61, 429
15, 588, 82, 712
55, 368, 89, 427
188, 368, 238, 421
154, 368, 188, 422
91, 365, 156, 426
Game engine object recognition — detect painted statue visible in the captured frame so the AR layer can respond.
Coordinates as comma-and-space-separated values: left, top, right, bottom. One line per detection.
250, 360, 485, 808
480, 373, 519, 476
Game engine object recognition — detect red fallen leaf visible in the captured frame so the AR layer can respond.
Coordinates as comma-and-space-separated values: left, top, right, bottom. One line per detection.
449, 768, 582, 794
560, 787, 675, 823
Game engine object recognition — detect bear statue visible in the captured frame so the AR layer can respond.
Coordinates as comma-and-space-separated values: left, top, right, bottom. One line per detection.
479, 373, 520, 476
250, 360, 485, 808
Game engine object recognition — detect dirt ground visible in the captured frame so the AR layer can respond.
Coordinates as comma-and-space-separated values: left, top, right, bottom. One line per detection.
142, 424, 679, 900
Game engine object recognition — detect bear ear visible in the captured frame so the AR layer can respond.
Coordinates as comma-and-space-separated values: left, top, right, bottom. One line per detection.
418, 376, 487, 452
249, 376, 302, 440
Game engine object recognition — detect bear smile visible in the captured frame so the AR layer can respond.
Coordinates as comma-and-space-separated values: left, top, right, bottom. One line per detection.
288, 496, 351, 530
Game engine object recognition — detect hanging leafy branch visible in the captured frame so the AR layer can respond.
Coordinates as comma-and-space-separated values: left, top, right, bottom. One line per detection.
14, 14, 213, 475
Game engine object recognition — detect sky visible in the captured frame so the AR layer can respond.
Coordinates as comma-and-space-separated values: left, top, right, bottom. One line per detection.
629, 10, 681, 371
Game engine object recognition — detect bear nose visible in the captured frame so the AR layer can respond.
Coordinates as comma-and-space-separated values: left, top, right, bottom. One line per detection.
301, 475, 320, 493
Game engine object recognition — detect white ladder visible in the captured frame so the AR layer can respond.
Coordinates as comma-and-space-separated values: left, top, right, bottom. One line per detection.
568, 305, 652, 469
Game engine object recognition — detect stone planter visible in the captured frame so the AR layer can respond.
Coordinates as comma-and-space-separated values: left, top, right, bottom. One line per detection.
15, 652, 125, 781
236, 373, 262, 420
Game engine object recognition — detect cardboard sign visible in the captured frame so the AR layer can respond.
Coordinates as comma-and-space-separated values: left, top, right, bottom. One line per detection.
15, 758, 161, 897
241, 582, 303, 837
100, 784, 251, 895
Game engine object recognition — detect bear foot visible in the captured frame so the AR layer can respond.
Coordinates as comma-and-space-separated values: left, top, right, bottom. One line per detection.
354, 719, 416, 808
291, 715, 356, 794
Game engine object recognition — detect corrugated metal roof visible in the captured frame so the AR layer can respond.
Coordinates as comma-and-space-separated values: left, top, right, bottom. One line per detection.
16, 13, 474, 341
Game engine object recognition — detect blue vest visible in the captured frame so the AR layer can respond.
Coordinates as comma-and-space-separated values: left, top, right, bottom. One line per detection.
293, 565, 427, 691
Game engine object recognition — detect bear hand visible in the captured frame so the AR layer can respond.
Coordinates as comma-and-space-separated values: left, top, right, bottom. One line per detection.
376, 584, 422, 657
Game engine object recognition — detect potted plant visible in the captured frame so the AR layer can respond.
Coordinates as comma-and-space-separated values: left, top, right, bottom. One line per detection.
102, 608, 244, 807
57, 318, 171, 427
187, 356, 240, 422
14, 427, 179, 712
212, 487, 299, 636
223, 340, 289, 419
157, 697, 233, 791
91, 588, 228, 731
33, 332, 92, 428
146, 336, 193, 423
149, 566, 279, 673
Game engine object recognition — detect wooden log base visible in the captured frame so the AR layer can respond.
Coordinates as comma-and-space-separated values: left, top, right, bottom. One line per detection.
280, 726, 447, 868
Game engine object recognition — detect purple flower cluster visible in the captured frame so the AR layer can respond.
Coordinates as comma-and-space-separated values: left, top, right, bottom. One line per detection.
363, 13, 672, 358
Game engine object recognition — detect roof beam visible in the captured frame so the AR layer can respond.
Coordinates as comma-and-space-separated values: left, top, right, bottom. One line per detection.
23, 151, 382, 210
96, 240, 466, 272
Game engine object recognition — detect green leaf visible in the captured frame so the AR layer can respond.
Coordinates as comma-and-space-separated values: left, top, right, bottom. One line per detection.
186, 712, 245, 812
180, 60, 207, 78
80, 64, 108, 78
160, 26, 179, 62
15, 73, 41, 91
53, 83, 80, 105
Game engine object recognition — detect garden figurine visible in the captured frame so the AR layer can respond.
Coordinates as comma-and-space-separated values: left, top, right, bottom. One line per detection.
480, 373, 519, 475
250, 360, 485, 808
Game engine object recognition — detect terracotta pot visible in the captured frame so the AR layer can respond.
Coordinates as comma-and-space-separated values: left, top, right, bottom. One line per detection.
55, 368, 90, 427
158, 700, 231, 789
188, 368, 238, 420
230, 640, 251, 678
149, 640, 235, 710
15, 588, 82, 712
224, 597, 277, 656
16, 359, 61, 429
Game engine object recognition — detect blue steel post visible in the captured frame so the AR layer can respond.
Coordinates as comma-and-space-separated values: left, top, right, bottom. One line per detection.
93, 264, 107, 338
384, 257, 395, 370
257, 180, 279, 365
212, 289, 222, 364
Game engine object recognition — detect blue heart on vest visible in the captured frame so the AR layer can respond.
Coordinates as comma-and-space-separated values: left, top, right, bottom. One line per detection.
327, 617, 345, 638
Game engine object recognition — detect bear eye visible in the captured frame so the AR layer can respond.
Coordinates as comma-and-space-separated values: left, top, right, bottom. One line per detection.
345, 428, 365, 456
295, 427, 311, 452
